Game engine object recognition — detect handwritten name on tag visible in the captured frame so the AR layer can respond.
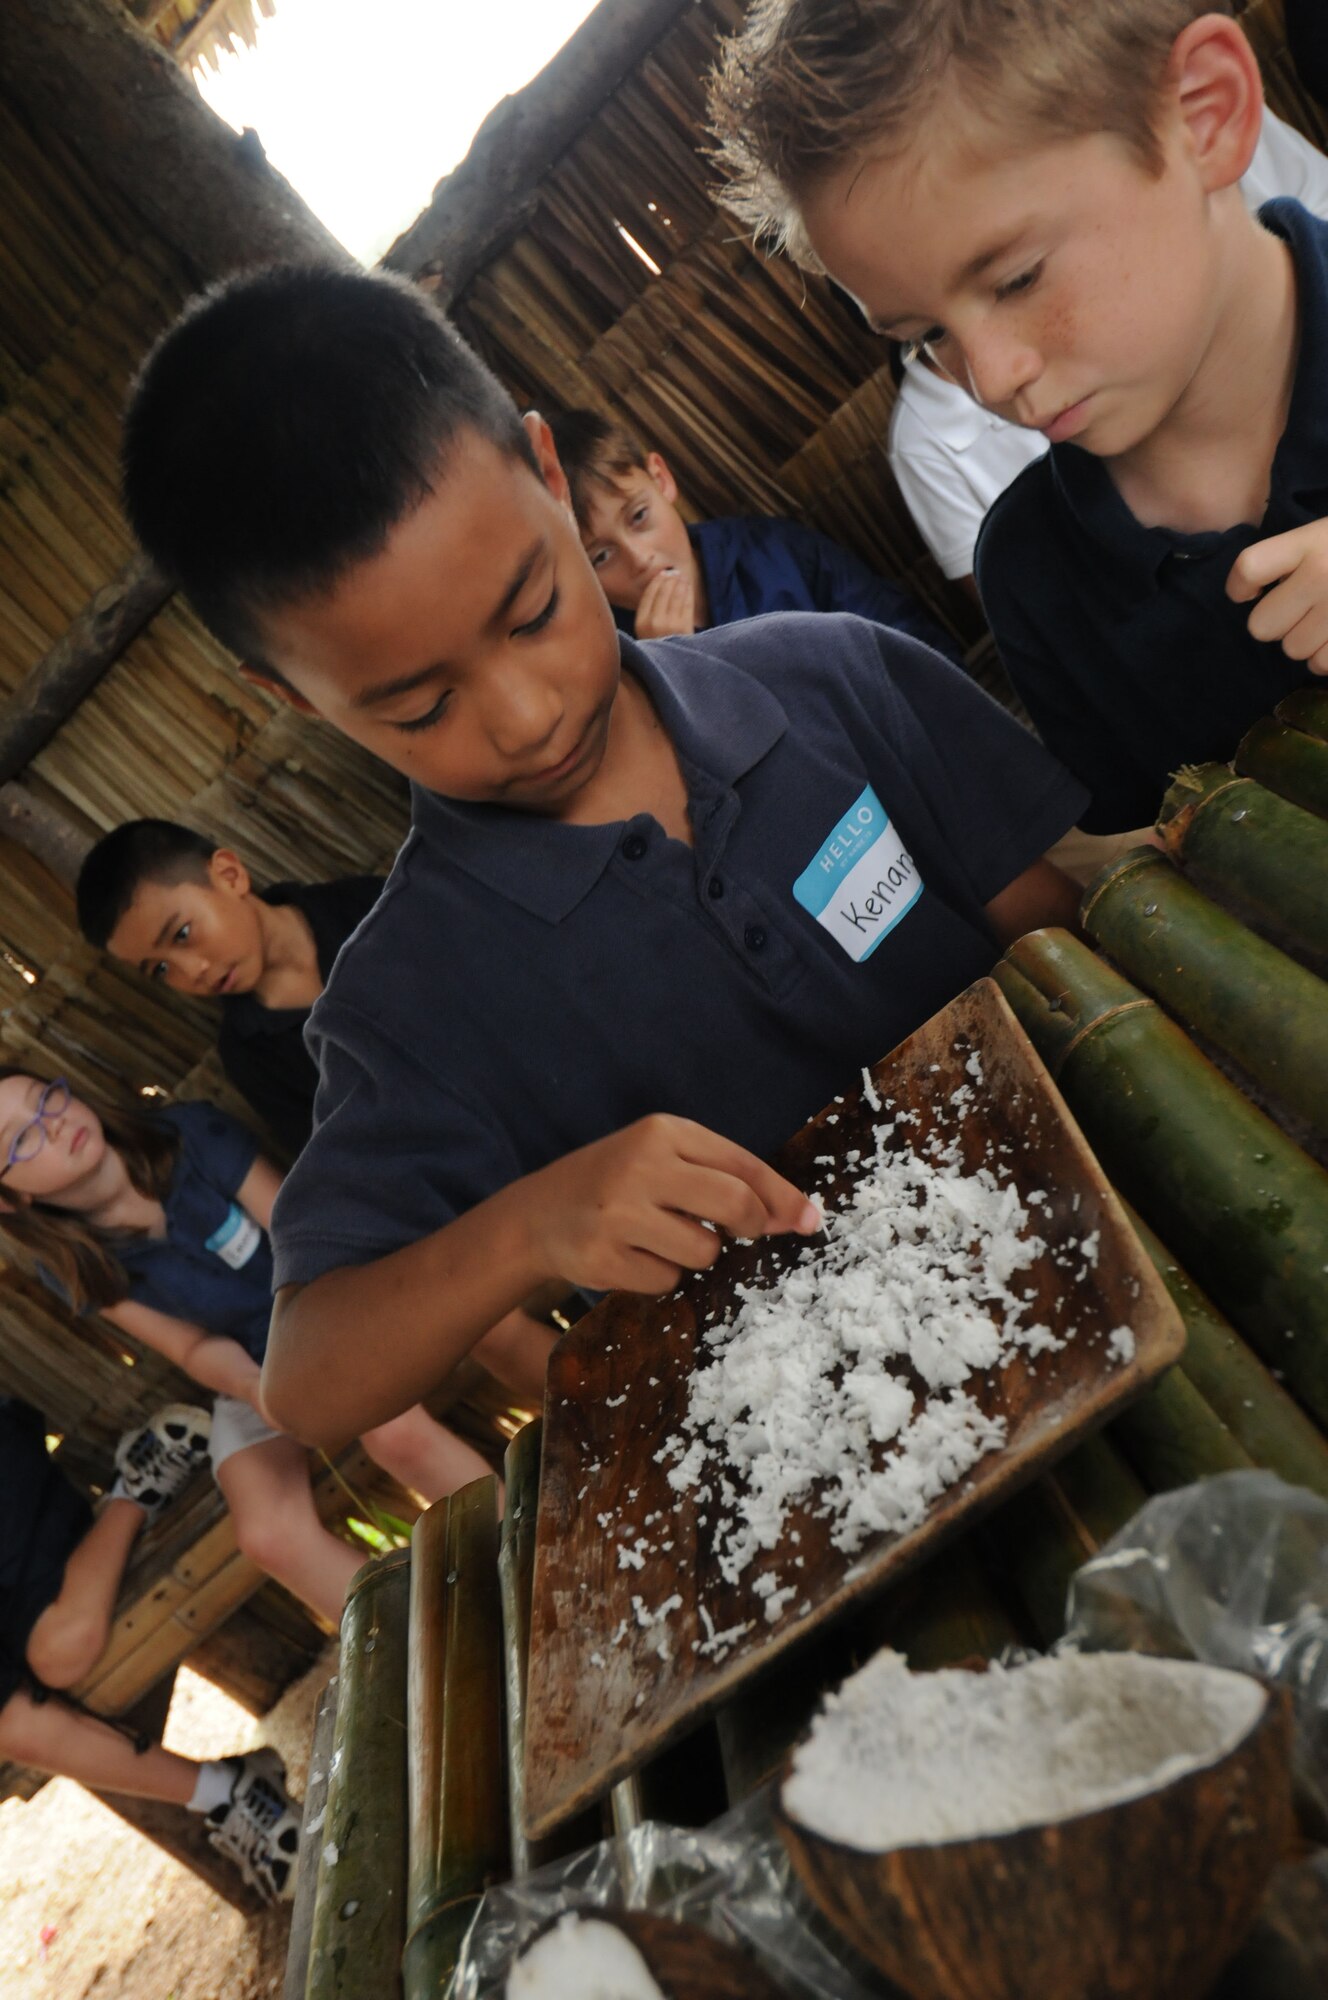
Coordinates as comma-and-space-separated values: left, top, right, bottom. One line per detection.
793, 785, 923, 963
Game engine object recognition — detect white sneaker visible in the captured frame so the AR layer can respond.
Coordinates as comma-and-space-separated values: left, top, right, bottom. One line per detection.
111, 1403, 212, 1518
206, 1748, 302, 1904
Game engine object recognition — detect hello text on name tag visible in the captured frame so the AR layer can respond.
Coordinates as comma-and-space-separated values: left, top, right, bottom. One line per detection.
793, 784, 923, 963
205, 1202, 262, 1271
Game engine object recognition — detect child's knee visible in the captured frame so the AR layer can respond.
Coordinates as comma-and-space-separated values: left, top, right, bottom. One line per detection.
25, 1606, 109, 1690
359, 1409, 428, 1481
232, 1506, 303, 1576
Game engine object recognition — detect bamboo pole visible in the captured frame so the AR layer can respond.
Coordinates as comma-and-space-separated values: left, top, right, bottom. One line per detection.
1277, 688, 1328, 742
1081, 847, 1328, 1132
994, 930, 1328, 1411
402, 1477, 507, 2000
1235, 716, 1328, 821
1159, 765, 1328, 970
305, 1550, 411, 2000
1123, 1203, 1328, 1500
992, 1438, 1147, 1648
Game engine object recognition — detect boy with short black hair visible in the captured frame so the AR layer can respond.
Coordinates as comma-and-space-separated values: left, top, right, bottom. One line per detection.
77, 819, 382, 1156
121, 262, 1087, 1447
549, 404, 965, 661
711, 0, 1328, 832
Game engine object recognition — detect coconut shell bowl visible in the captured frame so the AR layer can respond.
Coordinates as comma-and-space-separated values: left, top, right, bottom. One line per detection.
775, 1650, 1294, 2000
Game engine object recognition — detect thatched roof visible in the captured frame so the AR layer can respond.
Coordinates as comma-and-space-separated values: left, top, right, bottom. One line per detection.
126, 0, 280, 76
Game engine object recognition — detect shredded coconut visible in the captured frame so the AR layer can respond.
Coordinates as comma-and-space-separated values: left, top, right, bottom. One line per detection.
1107, 1325, 1136, 1365
782, 1650, 1264, 1850
657, 1113, 1076, 1586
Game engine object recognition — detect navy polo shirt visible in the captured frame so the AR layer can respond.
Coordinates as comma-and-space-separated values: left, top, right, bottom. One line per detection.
219, 875, 384, 1156
270, 614, 1084, 1289
975, 197, 1328, 833
114, 1103, 273, 1362
613, 514, 966, 667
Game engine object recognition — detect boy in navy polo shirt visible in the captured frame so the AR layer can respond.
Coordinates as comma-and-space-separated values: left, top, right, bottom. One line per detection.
548, 406, 964, 664
120, 265, 1085, 1446
712, 1, 1328, 832
76, 819, 384, 1156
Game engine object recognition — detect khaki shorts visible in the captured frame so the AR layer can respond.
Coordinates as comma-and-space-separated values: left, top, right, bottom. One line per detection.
210, 1394, 282, 1471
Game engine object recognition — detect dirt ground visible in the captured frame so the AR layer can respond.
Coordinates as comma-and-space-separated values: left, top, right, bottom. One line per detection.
0, 1649, 336, 2000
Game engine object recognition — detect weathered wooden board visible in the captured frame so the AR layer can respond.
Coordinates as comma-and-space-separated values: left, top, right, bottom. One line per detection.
524, 980, 1186, 1838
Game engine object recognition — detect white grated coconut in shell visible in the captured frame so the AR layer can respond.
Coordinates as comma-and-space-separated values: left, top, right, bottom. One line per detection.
657, 1109, 1103, 1585
782, 1650, 1265, 1850
506, 1914, 665, 1998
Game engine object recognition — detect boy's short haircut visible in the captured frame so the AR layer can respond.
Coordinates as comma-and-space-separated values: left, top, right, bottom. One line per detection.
122, 264, 537, 662
710, 0, 1214, 263
76, 819, 217, 951
548, 408, 649, 523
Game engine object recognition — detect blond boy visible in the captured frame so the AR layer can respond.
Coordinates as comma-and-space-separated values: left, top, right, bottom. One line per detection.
712, 1, 1328, 831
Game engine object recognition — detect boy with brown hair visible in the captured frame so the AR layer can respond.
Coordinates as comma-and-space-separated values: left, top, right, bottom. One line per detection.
711, 1, 1328, 833
119, 263, 1086, 1447
76, 820, 382, 1158
548, 404, 964, 662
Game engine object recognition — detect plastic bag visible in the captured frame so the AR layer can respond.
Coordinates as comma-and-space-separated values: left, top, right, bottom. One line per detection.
1061, 1469, 1328, 1830
448, 1786, 898, 1999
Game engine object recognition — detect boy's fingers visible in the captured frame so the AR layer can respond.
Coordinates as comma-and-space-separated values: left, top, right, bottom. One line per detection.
1276, 603, 1328, 664
1226, 527, 1310, 603
661, 1119, 820, 1235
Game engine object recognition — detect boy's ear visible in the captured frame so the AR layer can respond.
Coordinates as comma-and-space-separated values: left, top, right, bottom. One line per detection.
522, 410, 575, 512
1169, 12, 1265, 191
644, 452, 680, 506
237, 660, 319, 715
207, 848, 253, 899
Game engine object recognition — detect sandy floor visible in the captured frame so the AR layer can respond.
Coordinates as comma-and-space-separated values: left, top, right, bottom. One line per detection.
0, 1650, 335, 2000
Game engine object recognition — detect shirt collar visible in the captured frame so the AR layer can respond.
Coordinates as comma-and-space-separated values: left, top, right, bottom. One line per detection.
1046, 197, 1328, 591
409, 634, 788, 921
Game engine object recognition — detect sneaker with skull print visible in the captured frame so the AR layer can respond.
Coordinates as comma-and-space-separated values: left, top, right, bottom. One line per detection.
206, 1747, 302, 1903
110, 1403, 212, 1519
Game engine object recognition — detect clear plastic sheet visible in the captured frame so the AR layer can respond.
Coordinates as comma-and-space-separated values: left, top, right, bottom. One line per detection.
1061, 1469, 1328, 1831
448, 1787, 899, 1999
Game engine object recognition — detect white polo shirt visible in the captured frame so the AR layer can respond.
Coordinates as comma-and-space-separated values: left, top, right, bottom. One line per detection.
888, 108, 1328, 580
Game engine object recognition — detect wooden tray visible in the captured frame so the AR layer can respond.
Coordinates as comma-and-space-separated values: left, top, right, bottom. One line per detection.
523, 979, 1186, 1838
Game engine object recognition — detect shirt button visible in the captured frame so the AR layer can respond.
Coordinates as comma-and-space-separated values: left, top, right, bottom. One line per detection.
621, 834, 648, 860
744, 924, 767, 951
708, 876, 724, 899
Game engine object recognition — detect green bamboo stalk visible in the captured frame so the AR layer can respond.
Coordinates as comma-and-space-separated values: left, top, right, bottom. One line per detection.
995, 931, 1328, 1413
305, 1548, 411, 2000
1081, 848, 1328, 1133
988, 1436, 1147, 1646
402, 1477, 507, 2000
1108, 1362, 1254, 1492
497, 1420, 540, 1879
1159, 765, 1328, 970
1122, 1203, 1328, 1501
1235, 717, 1328, 821
1277, 687, 1328, 742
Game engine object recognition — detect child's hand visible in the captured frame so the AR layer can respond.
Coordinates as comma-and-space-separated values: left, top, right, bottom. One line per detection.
1226, 520, 1328, 674
522, 1114, 821, 1296
635, 566, 696, 640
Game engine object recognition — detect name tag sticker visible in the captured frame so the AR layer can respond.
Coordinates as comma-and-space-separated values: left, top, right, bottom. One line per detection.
793, 785, 923, 963
205, 1202, 262, 1271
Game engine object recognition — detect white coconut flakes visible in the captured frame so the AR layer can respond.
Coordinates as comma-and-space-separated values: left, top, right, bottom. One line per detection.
657, 1112, 1109, 1588
782, 1649, 1265, 1850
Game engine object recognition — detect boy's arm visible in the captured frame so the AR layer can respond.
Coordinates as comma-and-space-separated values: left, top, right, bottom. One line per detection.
983, 858, 1082, 946
102, 1298, 264, 1406
264, 1113, 821, 1446
1227, 521, 1328, 674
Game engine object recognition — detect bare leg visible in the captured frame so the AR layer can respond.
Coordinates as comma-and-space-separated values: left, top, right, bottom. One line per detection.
217, 1436, 361, 1625
0, 1688, 196, 1805
472, 1307, 557, 1406
25, 1498, 146, 1690
359, 1404, 492, 1502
